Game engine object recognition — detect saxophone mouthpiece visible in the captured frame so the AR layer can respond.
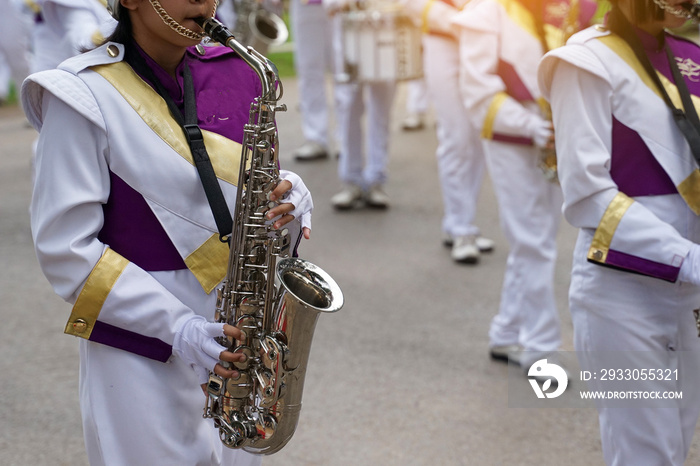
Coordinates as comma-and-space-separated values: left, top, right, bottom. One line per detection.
194, 16, 236, 45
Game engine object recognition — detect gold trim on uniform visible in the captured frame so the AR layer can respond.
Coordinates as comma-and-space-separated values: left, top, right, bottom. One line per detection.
24, 0, 41, 14
494, 0, 569, 49
587, 192, 634, 264
65, 248, 129, 339
537, 96, 552, 119
678, 169, 700, 215
598, 34, 700, 214
597, 34, 692, 110
92, 30, 106, 47
421, 0, 436, 34
184, 234, 230, 294
91, 61, 243, 187
481, 92, 509, 139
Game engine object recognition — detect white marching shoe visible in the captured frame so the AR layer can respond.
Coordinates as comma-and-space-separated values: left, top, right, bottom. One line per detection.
443, 233, 495, 253
489, 344, 523, 366
451, 235, 480, 264
365, 184, 390, 209
400, 113, 425, 131
331, 185, 364, 210
292, 140, 329, 161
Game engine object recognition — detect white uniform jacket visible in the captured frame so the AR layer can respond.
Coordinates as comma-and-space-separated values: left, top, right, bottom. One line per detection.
453, 0, 595, 144
23, 43, 306, 363
401, 0, 468, 38
539, 26, 700, 281
37, 0, 116, 65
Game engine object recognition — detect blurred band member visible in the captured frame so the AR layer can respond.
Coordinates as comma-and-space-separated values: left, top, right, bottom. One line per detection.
403, 0, 496, 263
324, 0, 397, 209
453, 0, 595, 363
290, 0, 336, 161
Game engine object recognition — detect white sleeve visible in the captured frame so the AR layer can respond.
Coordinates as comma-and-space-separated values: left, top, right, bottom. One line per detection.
31, 92, 197, 356
549, 58, 692, 281
44, 3, 114, 54
456, 4, 546, 139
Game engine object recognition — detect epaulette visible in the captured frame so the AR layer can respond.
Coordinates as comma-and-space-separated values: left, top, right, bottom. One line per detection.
566, 24, 611, 46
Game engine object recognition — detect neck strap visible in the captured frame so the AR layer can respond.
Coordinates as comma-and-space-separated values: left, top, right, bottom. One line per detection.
609, 10, 700, 166
124, 45, 233, 243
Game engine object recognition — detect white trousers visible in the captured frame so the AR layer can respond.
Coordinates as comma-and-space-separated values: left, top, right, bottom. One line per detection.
484, 140, 562, 354
290, 0, 334, 147
0, 53, 10, 100
423, 34, 486, 237
404, 78, 428, 115
0, 0, 31, 98
332, 16, 396, 188
570, 233, 700, 466
78, 270, 262, 466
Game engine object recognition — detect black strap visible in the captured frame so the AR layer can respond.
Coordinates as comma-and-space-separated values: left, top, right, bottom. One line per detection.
125, 46, 233, 243
610, 9, 700, 166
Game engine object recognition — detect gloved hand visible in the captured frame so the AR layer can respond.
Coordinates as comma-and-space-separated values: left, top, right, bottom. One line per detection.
278, 170, 314, 232
173, 315, 228, 384
679, 244, 700, 286
527, 117, 555, 149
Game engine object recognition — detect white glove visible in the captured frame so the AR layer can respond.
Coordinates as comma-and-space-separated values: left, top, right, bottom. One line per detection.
279, 170, 314, 232
679, 244, 700, 286
527, 117, 554, 149
173, 315, 227, 384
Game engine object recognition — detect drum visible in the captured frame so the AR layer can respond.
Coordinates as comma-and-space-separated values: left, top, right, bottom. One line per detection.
336, 5, 423, 84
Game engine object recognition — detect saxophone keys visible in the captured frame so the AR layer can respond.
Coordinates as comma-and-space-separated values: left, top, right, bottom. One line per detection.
254, 414, 278, 440
207, 374, 225, 397
232, 345, 254, 370
224, 371, 253, 398
255, 369, 279, 407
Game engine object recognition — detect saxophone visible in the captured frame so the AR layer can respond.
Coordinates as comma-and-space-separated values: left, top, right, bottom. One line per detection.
195, 17, 344, 455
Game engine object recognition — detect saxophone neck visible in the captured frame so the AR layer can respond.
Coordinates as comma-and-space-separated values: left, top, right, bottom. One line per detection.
195, 16, 282, 101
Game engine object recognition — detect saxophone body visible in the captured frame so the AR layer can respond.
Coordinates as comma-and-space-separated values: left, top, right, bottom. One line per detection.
196, 18, 344, 455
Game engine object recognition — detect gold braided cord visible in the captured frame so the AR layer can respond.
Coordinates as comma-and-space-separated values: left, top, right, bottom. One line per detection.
149, 0, 219, 41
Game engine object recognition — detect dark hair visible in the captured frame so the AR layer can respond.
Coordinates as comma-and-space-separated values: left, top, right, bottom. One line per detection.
607, 0, 666, 29
102, 5, 133, 46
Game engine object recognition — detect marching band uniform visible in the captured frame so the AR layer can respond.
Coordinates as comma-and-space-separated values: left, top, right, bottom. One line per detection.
0, 53, 11, 103
453, 0, 594, 361
23, 37, 310, 465
403, 0, 494, 263
32, 0, 116, 72
214, 0, 236, 27
400, 78, 428, 131
539, 23, 700, 465
0, 0, 31, 102
325, 0, 397, 209
290, 0, 336, 161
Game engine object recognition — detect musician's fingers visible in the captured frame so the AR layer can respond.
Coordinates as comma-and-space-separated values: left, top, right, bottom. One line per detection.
268, 180, 293, 202
272, 214, 295, 230
222, 323, 246, 341
219, 349, 247, 364
303, 227, 311, 240
266, 204, 295, 224
213, 362, 239, 379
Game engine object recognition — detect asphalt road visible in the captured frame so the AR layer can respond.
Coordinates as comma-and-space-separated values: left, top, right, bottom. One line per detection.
1, 77, 698, 466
